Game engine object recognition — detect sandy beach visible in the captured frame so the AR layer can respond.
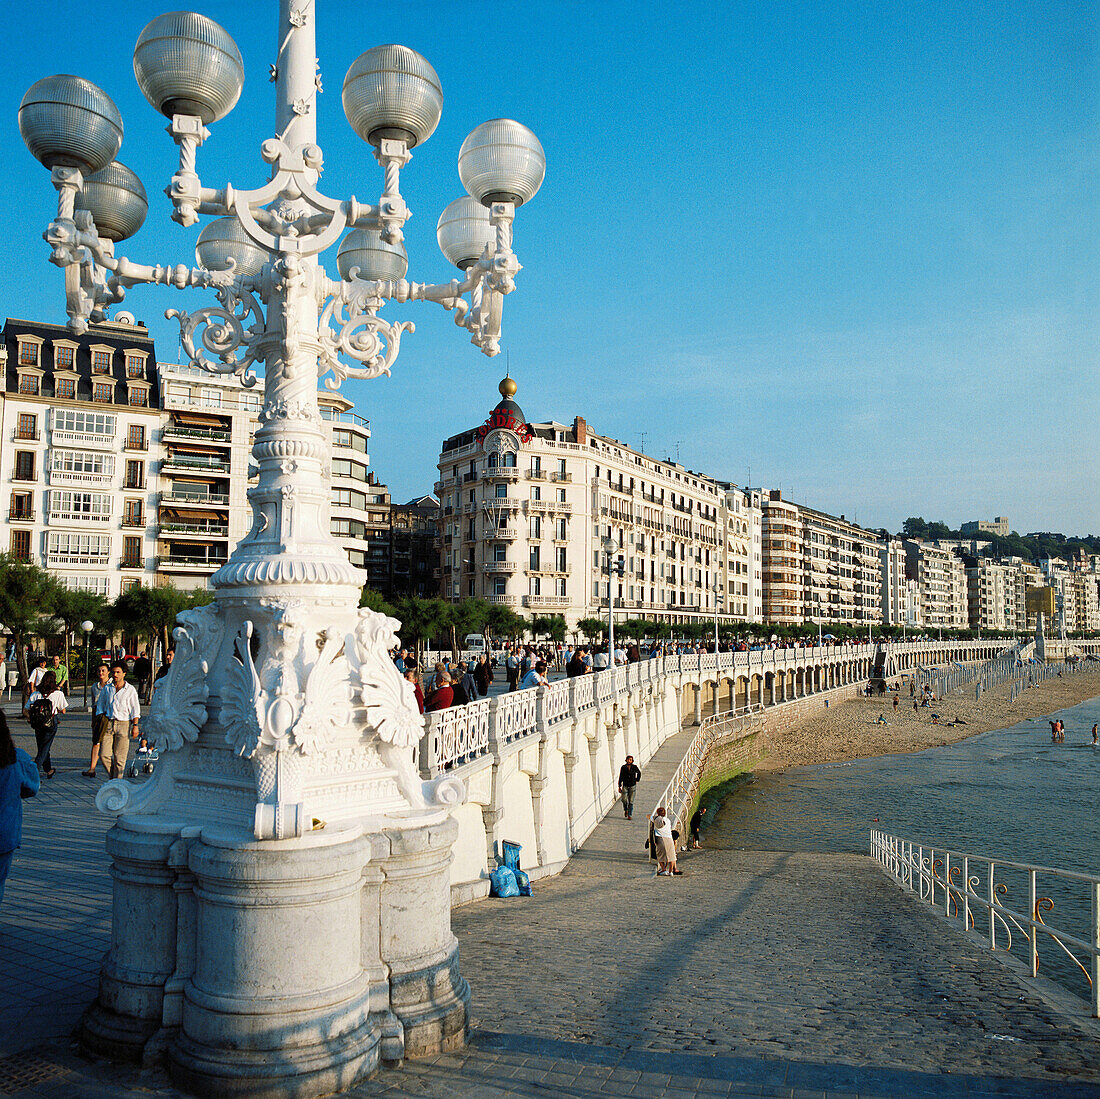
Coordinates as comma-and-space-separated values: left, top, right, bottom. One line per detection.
760, 669, 1100, 770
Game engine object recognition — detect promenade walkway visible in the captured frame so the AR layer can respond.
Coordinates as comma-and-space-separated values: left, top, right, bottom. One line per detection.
2, 713, 1100, 1097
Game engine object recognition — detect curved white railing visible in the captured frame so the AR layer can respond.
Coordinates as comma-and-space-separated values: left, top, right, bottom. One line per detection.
872, 829, 1100, 1017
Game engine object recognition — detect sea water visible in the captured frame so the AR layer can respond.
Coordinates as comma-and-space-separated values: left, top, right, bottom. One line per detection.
707, 692, 1100, 1000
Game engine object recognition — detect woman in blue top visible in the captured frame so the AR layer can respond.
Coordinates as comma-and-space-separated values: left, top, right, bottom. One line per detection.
0, 709, 40, 906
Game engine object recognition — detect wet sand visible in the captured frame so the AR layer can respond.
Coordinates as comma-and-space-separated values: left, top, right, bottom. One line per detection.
760, 669, 1100, 770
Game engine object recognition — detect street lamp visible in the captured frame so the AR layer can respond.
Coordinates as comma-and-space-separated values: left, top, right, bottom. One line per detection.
20, 5, 544, 1090
81, 620, 94, 709
603, 537, 617, 662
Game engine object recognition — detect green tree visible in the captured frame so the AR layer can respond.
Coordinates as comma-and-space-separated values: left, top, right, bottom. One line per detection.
0, 555, 60, 687
448, 598, 491, 659
113, 583, 211, 693
531, 613, 567, 644
576, 617, 607, 641
359, 587, 396, 617
54, 587, 109, 687
486, 604, 527, 643
392, 596, 451, 665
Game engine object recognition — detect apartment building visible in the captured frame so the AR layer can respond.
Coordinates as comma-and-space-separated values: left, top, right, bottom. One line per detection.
390, 495, 440, 598
0, 314, 383, 596
436, 377, 762, 630
760, 491, 885, 628
904, 540, 968, 629
0, 315, 161, 597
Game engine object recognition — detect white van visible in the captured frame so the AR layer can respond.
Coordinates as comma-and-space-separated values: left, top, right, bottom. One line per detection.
464, 634, 487, 653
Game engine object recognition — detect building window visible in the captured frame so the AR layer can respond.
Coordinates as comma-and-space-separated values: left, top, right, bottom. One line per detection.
17, 373, 40, 396
55, 377, 76, 400
556, 518, 567, 540
91, 349, 112, 373
124, 460, 145, 489
16, 413, 37, 441
530, 577, 541, 597
9, 493, 33, 521
556, 547, 567, 572
128, 387, 148, 408
126, 424, 146, 450
46, 531, 111, 564
10, 529, 31, 561
557, 578, 567, 597
529, 546, 540, 571
199, 388, 222, 408
494, 483, 508, 499
52, 409, 116, 438
125, 354, 144, 379
241, 391, 260, 412
93, 382, 113, 403
493, 578, 507, 596
557, 488, 567, 502
13, 451, 35, 482
530, 516, 540, 539
18, 342, 39, 366
120, 578, 139, 593
54, 345, 75, 370
122, 536, 142, 568
47, 490, 112, 522
51, 450, 114, 479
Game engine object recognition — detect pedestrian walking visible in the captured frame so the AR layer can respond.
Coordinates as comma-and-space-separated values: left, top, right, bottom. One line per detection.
83, 664, 111, 777
617, 755, 640, 820
506, 649, 521, 692
24, 671, 67, 779
99, 663, 141, 780
0, 710, 39, 907
649, 807, 681, 876
50, 654, 69, 695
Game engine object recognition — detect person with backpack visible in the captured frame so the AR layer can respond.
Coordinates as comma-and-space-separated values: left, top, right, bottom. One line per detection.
0, 709, 39, 907
23, 670, 67, 779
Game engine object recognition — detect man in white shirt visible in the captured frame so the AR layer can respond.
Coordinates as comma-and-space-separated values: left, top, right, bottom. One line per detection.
99, 662, 141, 779
592, 646, 610, 671
613, 645, 626, 666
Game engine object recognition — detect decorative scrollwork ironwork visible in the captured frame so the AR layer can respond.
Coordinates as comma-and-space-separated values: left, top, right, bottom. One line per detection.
317, 287, 413, 387
1035, 896, 1091, 983
167, 281, 263, 385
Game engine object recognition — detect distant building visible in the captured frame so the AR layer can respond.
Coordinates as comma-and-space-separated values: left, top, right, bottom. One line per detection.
389, 495, 439, 598
960, 516, 1010, 537
903, 540, 967, 629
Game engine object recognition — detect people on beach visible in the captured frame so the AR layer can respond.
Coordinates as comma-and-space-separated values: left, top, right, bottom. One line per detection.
617, 755, 640, 820
0, 710, 39, 907
689, 805, 706, 848
649, 807, 681, 876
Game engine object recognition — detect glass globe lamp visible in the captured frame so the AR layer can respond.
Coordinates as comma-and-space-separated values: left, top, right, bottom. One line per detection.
336, 228, 408, 281
458, 119, 545, 206
436, 197, 494, 270
18, 74, 123, 173
76, 161, 148, 242
342, 45, 442, 147
133, 12, 244, 124
196, 217, 269, 277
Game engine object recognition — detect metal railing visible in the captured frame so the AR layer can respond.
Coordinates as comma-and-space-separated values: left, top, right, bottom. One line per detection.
649, 707, 762, 840
872, 829, 1100, 1017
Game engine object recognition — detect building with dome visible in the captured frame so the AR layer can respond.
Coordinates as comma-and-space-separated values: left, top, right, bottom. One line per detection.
435, 377, 764, 631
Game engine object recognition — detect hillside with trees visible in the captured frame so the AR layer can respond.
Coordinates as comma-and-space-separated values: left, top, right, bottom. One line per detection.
900, 518, 1100, 563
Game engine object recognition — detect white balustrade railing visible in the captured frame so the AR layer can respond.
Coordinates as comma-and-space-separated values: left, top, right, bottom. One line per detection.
417, 640, 1020, 775
872, 829, 1100, 1017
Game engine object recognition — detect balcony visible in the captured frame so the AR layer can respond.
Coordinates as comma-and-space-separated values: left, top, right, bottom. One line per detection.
160, 490, 230, 506
124, 436, 149, 452
50, 469, 112, 486
483, 527, 519, 540
161, 454, 231, 474
163, 424, 231, 442
122, 515, 145, 528
487, 594, 517, 606
159, 554, 228, 572
486, 497, 523, 511
484, 562, 517, 574
45, 552, 110, 567
486, 467, 520, 481
159, 521, 229, 537
526, 500, 571, 514
7, 509, 34, 522
524, 595, 569, 608
49, 428, 115, 449
120, 557, 144, 569
527, 469, 546, 480
549, 471, 571, 483
11, 429, 40, 442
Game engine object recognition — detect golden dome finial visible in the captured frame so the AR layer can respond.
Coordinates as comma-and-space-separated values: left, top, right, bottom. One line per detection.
499, 374, 517, 398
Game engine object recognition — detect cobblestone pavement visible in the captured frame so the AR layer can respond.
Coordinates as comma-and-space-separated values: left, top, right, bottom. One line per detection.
2, 710, 1100, 1097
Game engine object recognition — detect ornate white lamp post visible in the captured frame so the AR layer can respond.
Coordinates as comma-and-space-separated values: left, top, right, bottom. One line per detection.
19, 4, 543, 1095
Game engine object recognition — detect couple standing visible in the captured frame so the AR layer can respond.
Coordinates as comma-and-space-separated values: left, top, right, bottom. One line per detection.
617, 754, 681, 875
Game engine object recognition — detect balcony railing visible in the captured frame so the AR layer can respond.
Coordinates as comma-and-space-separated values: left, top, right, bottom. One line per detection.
12, 429, 40, 442
524, 594, 569, 608
49, 428, 115, 449
159, 555, 228, 570
160, 490, 230, 506
549, 471, 571, 482
526, 500, 571, 514
7, 509, 34, 521
483, 562, 517, 574
51, 470, 113, 486
484, 527, 519, 540
162, 454, 232, 473
487, 594, 517, 605
163, 424, 231, 442
122, 515, 145, 528
120, 557, 144, 569
159, 522, 229, 536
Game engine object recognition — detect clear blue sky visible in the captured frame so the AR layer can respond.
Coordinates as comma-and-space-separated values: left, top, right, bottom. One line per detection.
4, 2, 1096, 535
